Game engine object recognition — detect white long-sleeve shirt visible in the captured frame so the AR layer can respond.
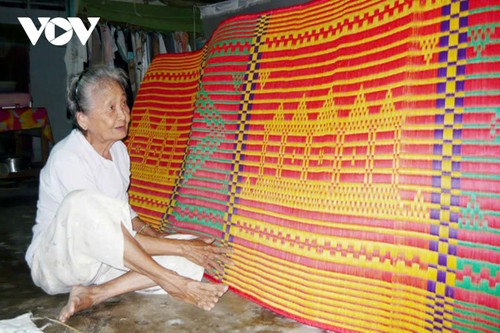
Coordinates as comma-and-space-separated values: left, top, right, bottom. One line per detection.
26, 129, 136, 266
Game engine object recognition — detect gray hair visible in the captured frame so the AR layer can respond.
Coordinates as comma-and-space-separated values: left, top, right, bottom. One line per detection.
67, 66, 130, 133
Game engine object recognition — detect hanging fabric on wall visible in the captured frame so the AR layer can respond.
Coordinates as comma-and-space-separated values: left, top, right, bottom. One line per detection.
63, 20, 196, 97
88, 26, 104, 66
99, 24, 115, 67
64, 34, 87, 84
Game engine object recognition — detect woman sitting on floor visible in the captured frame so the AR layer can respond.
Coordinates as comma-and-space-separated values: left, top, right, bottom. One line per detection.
25, 66, 231, 323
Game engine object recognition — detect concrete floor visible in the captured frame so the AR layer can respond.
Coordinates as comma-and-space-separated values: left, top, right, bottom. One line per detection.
0, 177, 328, 333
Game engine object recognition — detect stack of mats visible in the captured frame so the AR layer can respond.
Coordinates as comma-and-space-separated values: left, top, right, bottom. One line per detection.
126, 0, 500, 332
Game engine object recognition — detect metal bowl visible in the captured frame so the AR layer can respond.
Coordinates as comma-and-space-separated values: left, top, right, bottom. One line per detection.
1, 156, 31, 173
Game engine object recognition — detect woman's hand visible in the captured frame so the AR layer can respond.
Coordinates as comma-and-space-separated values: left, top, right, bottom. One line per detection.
180, 237, 233, 275
133, 229, 234, 275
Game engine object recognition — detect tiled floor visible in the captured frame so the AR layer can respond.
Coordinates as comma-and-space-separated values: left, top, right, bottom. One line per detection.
0, 178, 327, 333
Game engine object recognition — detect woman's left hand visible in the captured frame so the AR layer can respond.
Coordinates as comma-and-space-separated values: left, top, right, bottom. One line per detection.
181, 237, 233, 275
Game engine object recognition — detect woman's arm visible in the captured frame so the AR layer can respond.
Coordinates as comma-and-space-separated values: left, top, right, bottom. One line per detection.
134, 232, 233, 275
131, 216, 163, 237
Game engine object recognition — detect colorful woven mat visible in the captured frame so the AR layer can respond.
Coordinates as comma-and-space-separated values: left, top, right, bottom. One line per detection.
129, 0, 500, 331
127, 52, 202, 228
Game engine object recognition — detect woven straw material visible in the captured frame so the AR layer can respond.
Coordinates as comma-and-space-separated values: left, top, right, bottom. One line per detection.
127, 52, 202, 228
128, 0, 500, 331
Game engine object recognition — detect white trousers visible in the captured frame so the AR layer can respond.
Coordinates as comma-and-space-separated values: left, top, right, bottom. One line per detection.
30, 189, 204, 295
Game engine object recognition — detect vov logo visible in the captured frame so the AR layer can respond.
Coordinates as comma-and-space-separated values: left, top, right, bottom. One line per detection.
18, 17, 100, 46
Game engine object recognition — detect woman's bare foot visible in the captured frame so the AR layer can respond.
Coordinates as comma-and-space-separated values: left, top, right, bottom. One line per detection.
59, 279, 228, 322
59, 285, 98, 322
162, 279, 229, 311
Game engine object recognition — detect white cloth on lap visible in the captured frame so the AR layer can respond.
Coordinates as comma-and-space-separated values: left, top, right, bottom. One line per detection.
29, 189, 132, 294
29, 189, 204, 295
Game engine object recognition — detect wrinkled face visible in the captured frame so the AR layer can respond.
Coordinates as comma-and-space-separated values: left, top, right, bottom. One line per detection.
77, 80, 130, 147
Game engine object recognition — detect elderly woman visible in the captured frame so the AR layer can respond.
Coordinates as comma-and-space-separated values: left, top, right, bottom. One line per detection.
25, 66, 230, 323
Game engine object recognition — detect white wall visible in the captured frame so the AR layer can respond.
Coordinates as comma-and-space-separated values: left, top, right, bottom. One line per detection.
1, 7, 72, 145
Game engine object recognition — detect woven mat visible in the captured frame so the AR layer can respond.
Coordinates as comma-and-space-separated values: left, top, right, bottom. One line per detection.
129, 0, 500, 331
127, 52, 202, 228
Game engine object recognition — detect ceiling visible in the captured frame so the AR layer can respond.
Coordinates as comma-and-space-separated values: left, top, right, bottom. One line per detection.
161, 0, 227, 5
0, 0, 228, 11
0, 0, 66, 10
